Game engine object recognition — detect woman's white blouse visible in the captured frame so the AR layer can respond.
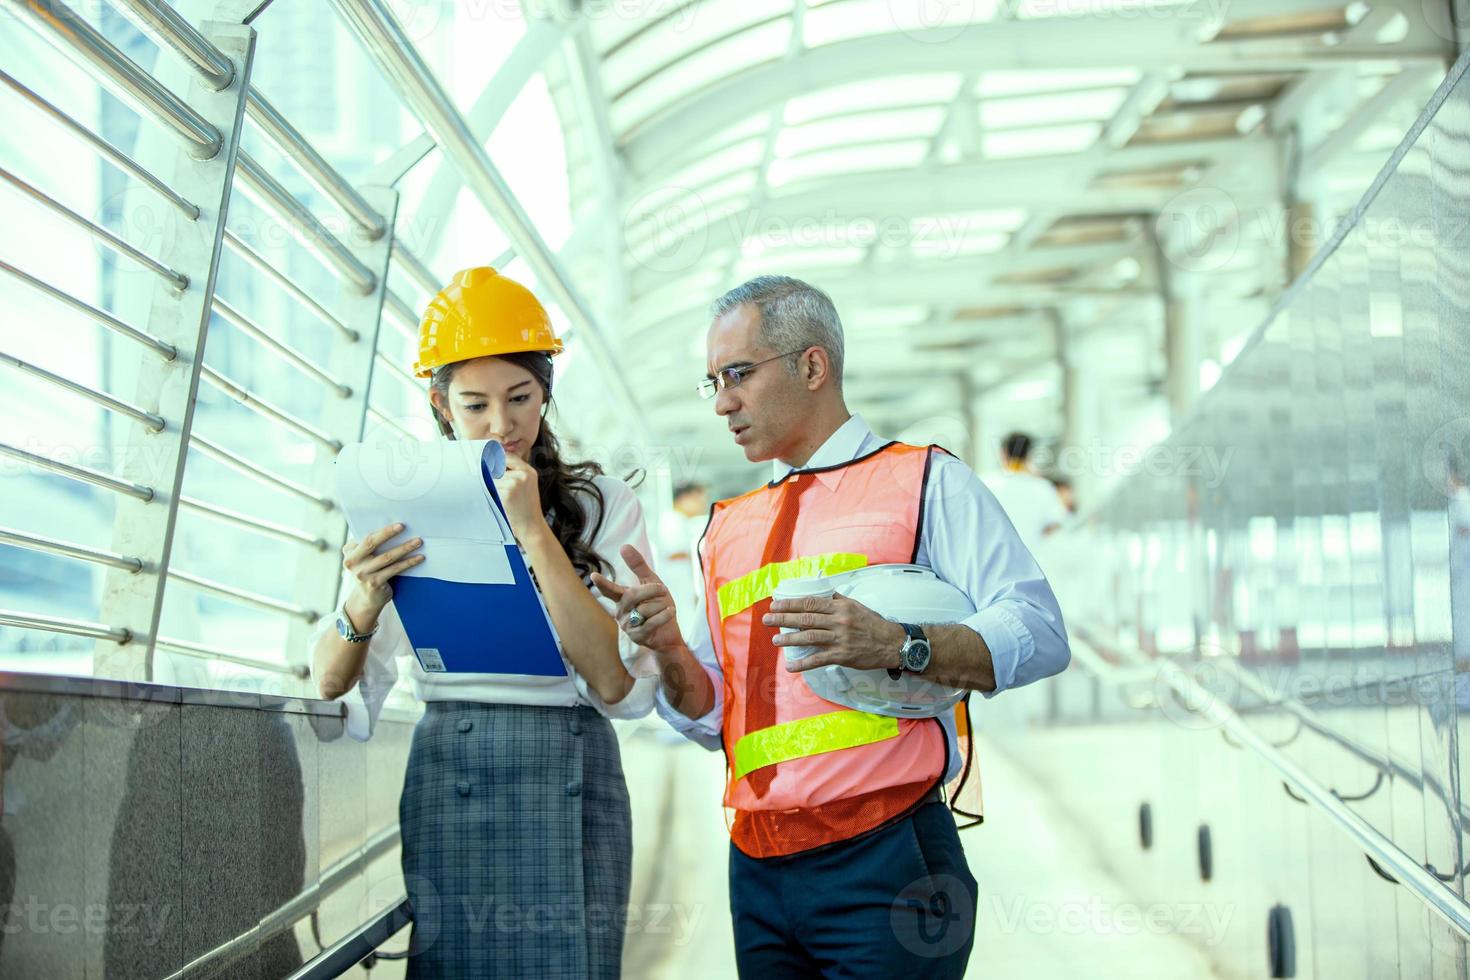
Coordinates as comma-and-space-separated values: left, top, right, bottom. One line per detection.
311, 473, 658, 739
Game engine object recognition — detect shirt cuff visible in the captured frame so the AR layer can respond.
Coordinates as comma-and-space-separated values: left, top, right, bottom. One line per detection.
654, 662, 724, 750
965, 604, 1033, 699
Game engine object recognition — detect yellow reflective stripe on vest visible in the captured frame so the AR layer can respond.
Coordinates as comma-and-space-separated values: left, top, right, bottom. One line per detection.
732, 710, 900, 780
717, 552, 869, 621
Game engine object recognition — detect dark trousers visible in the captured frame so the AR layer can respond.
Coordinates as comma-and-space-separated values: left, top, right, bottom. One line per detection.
729, 801, 978, 979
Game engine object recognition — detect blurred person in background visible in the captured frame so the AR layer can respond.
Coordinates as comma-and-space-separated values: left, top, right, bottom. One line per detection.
659, 481, 710, 639
1048, 474, 1077, 517
985, 431, 1068, 554
310, 268, 656, 979
594, 275, 1070, 979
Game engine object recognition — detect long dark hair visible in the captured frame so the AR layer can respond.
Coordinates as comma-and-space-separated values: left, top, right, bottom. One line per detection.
429, 352, 610, 581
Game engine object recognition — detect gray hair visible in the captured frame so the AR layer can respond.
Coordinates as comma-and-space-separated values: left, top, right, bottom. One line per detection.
711, 275, 845, 384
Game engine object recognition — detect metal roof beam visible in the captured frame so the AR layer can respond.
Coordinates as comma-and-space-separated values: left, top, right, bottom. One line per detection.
621, 0, 1447, 176
630, 134, 1269, 214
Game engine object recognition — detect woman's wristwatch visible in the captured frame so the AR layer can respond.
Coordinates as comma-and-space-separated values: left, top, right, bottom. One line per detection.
336, 607, 379, 644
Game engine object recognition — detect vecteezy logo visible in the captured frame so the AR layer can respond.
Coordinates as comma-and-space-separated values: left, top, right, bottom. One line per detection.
1154, 652, 1242, 732
1422, 0, 1470, 43
90, 664, 177, 732
891, 0, 983, 43
622, 184, 709, 274
358, 870, 435, 953
1421, 417, 1470, 499
354, 415, 443, 502
1155, 186, 1241, 273
383, 0, 447, 44
92, 186, 183, 287
890, 872, 975, 959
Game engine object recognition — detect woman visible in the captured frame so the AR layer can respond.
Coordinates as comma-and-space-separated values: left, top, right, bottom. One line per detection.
311, 267, 656, 978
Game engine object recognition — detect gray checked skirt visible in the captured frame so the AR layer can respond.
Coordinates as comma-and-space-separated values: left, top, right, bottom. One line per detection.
399, 701, 632, 978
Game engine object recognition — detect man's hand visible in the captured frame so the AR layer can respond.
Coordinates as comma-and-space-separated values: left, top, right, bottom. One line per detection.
591, 544, 684, 654
764, 594, 907, 672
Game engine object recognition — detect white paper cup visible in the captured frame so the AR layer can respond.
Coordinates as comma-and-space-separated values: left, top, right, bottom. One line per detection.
772, 576, 836, 666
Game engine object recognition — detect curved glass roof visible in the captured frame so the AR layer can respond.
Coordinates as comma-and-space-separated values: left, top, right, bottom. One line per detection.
516, 0, 1447, 461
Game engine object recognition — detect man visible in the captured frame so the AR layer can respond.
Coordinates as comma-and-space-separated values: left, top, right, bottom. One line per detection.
986, 431, 1069, 553
592, 276, 1070, 978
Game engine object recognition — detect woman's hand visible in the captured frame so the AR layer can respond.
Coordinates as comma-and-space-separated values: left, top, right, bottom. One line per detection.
495, 453, 544, 541
342, 522, 424, 618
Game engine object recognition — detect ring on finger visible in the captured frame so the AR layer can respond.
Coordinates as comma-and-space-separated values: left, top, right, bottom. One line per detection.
627, 609, 646, 629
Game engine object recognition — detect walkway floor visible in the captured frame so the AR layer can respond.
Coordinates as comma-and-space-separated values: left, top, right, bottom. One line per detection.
620, 731, 1225, 979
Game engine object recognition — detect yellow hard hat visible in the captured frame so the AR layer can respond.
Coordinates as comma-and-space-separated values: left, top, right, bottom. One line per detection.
413, 267, 564, 378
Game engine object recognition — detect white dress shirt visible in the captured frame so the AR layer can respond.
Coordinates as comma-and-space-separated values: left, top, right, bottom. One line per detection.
654, 415, 1071, 781
312, 474, 659, 739
984, 469, 1069, 555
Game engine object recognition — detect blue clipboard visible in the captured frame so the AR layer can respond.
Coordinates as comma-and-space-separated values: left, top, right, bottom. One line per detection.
387, 451, 566, 676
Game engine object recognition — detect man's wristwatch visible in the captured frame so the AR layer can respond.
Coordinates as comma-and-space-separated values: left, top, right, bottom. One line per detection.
336, 608, 379, 644
898, 622, 932, 674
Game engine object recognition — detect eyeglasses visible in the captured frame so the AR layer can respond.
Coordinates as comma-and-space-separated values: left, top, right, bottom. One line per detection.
696, 349, 806, 400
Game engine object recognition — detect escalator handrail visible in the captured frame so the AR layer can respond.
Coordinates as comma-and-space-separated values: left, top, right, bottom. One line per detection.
286, 897, 412, 979
161, 824, 402, 979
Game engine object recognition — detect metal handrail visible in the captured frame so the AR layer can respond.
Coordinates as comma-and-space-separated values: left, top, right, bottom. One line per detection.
153, 636, 309, 678
188, 434, 335, 510
390, 240, 438, 295
4, 0, 223, 158
0, 440, 155, 501
0, 349, 166, 430
1090, 637, 1451, 810
246, 89, 387, 241
86, 0, 395, 246
1069, 626, 1470, 942
1, 165, 189, 290
0, 609, 130, 644
381, 288, 419, 341
1209, 655, 1470, 832
366, 407, 413, 439
0, 526, 144, 573
0, 68, 199, 218
222, 230, 358, 342
164, 824, 403, 980
178, 495, 330, 551
373, 350, 422, 391
110, 0, 234, 91
1097, 635, 1468, 828
330, 0, 653, 443
236, 150, 377, 295
200, 366, 345, 452
0, 259, 178, 358
166, 568, 319, 622
211, 296, 353, 397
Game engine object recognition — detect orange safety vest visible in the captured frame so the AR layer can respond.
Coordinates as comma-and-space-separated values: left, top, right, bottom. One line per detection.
701, 441, 949, 858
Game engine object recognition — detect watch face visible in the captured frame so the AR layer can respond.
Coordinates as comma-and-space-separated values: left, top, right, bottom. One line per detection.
338, 615, 366, 642
903, 638, 932, 673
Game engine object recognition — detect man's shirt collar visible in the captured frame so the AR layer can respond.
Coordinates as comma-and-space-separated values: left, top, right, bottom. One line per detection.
771, 414, 875, 489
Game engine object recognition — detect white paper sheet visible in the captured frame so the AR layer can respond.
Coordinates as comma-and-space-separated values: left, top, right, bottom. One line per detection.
335, 438, 515, 586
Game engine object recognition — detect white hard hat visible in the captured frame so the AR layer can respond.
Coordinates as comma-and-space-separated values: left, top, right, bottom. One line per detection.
776, 564, 971, 719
